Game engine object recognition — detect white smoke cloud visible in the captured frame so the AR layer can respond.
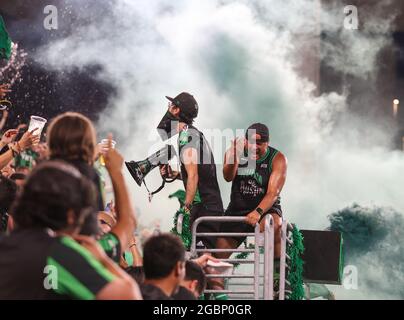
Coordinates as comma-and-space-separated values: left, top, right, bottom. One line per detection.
35, 0, 403, 298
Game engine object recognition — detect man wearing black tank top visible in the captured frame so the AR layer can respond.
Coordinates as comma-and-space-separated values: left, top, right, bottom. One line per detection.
216, 123, 287, 260
157, 93, 224, 250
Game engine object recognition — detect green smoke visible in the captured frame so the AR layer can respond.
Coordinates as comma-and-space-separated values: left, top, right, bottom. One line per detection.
328, 204, 404, 299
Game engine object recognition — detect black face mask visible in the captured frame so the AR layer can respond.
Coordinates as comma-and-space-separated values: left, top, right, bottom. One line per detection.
157, 110, 179, 141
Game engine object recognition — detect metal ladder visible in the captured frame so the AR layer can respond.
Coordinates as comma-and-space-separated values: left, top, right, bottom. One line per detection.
190, 215, 295, 300
190, 215, 276, 300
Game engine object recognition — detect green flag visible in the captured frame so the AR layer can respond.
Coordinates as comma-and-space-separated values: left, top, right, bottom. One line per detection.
0, 15, 12, 60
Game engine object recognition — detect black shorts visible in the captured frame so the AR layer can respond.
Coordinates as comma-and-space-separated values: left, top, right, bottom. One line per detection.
190, 204, 223, 250
219, 207, 282, 248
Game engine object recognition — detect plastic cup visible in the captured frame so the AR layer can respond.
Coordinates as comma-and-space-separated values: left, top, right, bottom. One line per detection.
28, 116, 47, 136
99, 138, 116, 166
207, 260, 234, 276
27, 116, 47, 146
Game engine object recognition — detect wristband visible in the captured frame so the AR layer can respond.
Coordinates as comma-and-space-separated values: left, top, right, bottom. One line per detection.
255, 207, 264, 216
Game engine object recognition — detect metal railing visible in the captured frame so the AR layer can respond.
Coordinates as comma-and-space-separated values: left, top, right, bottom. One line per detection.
190, 215, 274, 300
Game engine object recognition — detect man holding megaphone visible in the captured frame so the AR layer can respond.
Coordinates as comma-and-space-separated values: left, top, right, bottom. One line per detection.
156, 92, 224, 251
126, 92, 224, 250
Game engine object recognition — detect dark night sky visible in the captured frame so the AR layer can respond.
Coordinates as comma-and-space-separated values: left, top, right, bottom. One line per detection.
2, 0, 404, 148
0, 0, 115, 128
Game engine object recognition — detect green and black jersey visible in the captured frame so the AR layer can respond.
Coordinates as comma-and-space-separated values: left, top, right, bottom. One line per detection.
98, 232, 121, 264
227, 146, 282, 216
178, 125, 224, 213
14, 149, 39, 170
0, 229, 115, 300
98, 233, 134, 267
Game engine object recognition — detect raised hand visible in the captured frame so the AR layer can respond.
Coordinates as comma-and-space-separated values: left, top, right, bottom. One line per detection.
18, 128, 40, 151
1, 129, 18, 145
0, 84, 11, 99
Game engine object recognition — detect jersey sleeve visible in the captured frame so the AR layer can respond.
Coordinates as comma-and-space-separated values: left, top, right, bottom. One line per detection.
47, 236, 115, 300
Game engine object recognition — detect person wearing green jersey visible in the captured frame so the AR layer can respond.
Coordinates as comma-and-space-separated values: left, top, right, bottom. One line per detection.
0, 161, 141, 300
212, 123, 288, 298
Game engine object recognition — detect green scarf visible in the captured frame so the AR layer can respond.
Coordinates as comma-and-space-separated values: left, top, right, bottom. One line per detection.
169, 190, 201, 250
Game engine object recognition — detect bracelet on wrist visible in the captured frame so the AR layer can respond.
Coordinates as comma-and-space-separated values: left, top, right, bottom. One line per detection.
255, 207, 264, 216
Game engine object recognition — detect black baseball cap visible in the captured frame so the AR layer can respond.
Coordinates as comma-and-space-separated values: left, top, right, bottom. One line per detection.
245, 123, 269, 143
166, 92, 199, 123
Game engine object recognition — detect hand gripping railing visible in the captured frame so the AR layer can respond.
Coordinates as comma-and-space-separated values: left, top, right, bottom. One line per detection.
190, 215, 275, 300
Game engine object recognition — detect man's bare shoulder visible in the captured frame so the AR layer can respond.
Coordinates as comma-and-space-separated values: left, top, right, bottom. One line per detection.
273, 150, 287, 167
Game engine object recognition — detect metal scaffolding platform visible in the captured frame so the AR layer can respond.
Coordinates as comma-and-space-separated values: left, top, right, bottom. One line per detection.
190, 215, 295, 300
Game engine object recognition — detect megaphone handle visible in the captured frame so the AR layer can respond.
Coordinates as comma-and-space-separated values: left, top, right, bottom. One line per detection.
163, 175, 178, 183
160, 164, 179, 183
166, 164, 172, 177
160, 163, 172, 179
